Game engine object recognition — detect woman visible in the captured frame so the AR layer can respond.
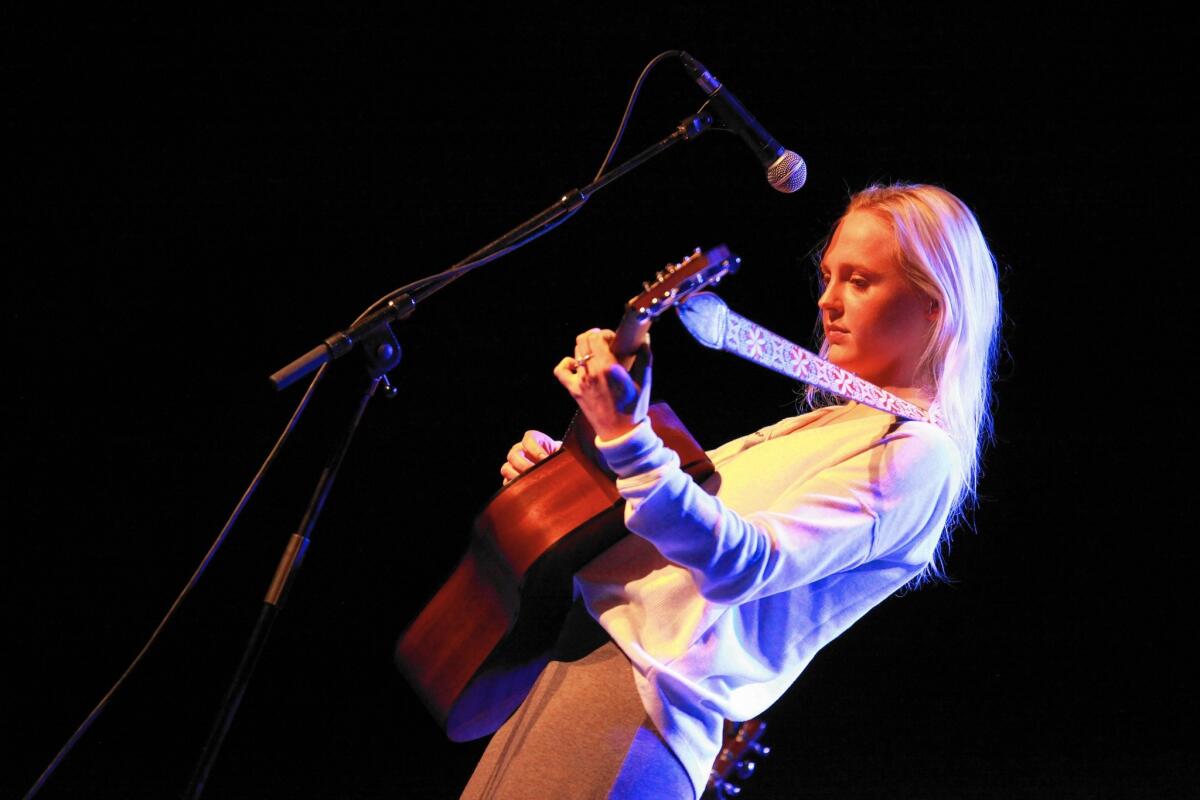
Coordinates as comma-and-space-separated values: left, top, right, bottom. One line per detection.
462, 183, 1002, 799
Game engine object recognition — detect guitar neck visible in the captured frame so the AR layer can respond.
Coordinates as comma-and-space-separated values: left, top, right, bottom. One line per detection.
612, 310, 652, 364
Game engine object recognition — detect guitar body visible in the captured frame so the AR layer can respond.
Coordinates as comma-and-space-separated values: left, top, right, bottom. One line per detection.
395, 402, 714, 741
396, 244, 738, 740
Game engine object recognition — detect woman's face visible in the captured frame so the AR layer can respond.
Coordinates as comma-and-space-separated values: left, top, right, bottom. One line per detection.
818, 210, 937, 392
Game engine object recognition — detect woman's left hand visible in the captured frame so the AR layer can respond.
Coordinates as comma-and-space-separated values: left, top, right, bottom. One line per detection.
553, 328, 652, 441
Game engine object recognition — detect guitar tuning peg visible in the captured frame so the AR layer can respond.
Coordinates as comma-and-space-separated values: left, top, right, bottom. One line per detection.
750, 742, 771, 757
719, 781, 742, 797
735, 760, 756, 779
642, 281, 652, 291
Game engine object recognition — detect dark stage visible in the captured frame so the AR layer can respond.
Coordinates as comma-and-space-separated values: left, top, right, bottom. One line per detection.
7, 6, 1191, 798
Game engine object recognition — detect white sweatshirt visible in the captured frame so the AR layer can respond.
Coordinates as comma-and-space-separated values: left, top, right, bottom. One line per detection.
573, 401, 962, 799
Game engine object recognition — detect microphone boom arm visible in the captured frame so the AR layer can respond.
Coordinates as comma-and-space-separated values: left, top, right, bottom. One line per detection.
268, 110, 716, 391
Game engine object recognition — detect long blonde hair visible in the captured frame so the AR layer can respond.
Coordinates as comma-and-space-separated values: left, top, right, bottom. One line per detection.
805, 182, 1003, 583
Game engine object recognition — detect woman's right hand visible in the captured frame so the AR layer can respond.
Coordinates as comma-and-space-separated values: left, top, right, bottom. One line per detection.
500, 430, 562, 485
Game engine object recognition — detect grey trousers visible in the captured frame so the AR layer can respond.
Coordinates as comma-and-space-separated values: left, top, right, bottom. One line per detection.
459, 605, 695, 800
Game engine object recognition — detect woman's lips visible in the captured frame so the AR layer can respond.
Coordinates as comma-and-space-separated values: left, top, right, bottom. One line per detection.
827, 329, 848, 341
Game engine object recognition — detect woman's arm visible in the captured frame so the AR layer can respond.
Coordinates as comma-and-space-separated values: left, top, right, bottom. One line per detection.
596, 418, 959, 605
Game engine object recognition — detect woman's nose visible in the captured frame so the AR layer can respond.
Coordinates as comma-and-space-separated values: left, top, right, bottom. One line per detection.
817, 282, 840, 312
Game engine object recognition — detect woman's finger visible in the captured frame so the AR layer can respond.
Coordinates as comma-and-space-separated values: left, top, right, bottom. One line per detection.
501, 431, 560, 486
574, 328, 602, 356
521, 430, 555, 460
506, 443, 536, 473
628, 340, 653, 385
554, 356, 586, 391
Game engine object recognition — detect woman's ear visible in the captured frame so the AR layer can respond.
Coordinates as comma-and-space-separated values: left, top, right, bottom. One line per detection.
926, 297, 940, 321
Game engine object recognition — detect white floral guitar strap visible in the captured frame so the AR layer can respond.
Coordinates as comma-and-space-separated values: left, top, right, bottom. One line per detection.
676, 292, 944, 428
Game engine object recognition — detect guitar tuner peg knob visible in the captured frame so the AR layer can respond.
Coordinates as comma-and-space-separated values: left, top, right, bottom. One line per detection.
735, 760, 756, 779
750, 742, 771, 756
720, 781, 742, 797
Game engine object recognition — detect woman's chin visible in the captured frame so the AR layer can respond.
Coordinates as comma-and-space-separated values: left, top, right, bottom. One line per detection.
826, 351, 852, 371
828, 355, 874, 382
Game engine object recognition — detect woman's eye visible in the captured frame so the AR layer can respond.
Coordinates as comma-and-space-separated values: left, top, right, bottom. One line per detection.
851, 278, 868, 288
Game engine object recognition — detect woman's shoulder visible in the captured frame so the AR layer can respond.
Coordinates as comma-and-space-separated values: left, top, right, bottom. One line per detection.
762, 403, 856, 437
827, 401, 956, 451
813, 402, 962, 487
708, 402, 957, 471
873, 415, 964, 506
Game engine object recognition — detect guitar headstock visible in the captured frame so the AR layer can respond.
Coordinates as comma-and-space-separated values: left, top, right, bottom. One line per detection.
705, 717, 770, 799
609, 244, 739, 360
626, 245, 740, 322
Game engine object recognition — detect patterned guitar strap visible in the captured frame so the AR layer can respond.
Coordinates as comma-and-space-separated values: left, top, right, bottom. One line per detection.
676, 292, 945, 429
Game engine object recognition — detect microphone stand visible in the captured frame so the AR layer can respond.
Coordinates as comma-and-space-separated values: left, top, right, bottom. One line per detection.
183, 326, 401, 800
183, 108, 715, 799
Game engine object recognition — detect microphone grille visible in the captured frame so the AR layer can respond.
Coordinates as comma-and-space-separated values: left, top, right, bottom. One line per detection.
767, 151, 807, 193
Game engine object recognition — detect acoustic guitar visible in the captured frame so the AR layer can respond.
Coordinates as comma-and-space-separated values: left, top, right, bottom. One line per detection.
395, 245, 741, 741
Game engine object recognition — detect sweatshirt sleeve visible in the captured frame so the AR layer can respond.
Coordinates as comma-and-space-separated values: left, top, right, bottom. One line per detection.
595, 417, 959, 605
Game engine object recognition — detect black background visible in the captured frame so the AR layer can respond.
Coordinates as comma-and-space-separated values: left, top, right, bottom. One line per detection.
7, 5, 1193, 798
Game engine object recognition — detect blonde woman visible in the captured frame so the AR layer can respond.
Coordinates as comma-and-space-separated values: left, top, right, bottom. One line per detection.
463, 183, 1003, 799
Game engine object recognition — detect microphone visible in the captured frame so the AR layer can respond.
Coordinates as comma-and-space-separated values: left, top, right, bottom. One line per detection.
678, 52, 806, 193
